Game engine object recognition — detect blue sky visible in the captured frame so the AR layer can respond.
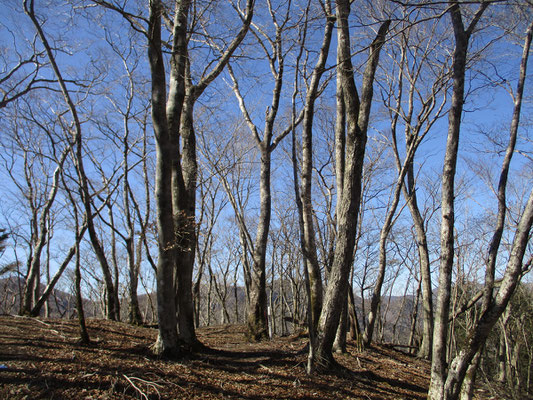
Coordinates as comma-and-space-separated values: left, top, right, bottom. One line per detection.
0, 0, 531, 304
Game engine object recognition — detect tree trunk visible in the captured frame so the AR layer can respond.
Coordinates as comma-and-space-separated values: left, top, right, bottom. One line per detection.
405, 167, 433, 359
429, 2, 481, 396
363, 86, 428, 348
428, 8, 532, 399
75, 230, 90, 344
23, 0, 119, 321
127, 236, 143, 325
297, 2, 334, 332
123, 131, 143, 325
347, 283, 361, 344
437, 188, 532, 399
30, 224, 87, 317
108, 206, 122, 321
333, 300, 348, 353
174, 89, 199, 347
247, 145, 270, 341
308, 0, 389, 372
459, 351, 480, 400
462, 18, 533, 396
148, 0, 186, 357
170, 0, 254, 343
21, 148, 69, 315
408, 279, 421, 355
497, 312, 509, 383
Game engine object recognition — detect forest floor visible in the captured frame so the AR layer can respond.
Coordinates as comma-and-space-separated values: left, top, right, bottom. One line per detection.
0, 316, 492, 399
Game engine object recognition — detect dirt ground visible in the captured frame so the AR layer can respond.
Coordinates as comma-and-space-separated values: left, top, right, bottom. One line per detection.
0, 316, 486, 399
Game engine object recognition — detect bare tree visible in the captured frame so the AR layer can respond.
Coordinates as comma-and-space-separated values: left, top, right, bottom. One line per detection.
429, 0, 489, 396
12, 119, 72, 316
199, 120, 258, 316
63, 171, 91, 343
142, 0, 254, 354
429, 3, 533, 399
24, 0, 123, 321
0, 13, 51, 110
307, 0, 390, 372
224, 0, 306, 340
458, 10, 533, 399
290, 0, 334, 344
366, 10, 449, 355
93, 28, 152, 325
194, 170, 228, 327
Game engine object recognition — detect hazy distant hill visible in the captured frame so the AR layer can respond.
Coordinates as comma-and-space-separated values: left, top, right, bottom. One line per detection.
0, 276, 77, 317
0, 275, 418, 344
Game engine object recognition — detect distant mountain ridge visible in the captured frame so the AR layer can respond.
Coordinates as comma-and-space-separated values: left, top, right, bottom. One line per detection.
0, 275, 418, 345
0, 276, 97, 318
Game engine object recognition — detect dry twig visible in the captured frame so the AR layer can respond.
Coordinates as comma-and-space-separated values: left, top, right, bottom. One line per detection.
122, 374, 163, 400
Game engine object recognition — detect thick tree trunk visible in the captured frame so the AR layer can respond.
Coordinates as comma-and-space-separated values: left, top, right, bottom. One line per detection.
459, 351, 480, 400
22, 245, 41, 316
308, 0, 389, 372
171, 0, 254, 341
333, 300, 348, 353
497, 310, 510, 383
148, 0, 187, 356
247, 145, 271, 341
173, 90, 199, 346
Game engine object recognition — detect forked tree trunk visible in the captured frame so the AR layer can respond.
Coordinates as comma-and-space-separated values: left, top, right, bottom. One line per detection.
226, 5, 291, 339
148, 0, 186, 356
437, 190, 533, 399
458, 19, 533, 400
21, 147, 70, 316
147, 0, 254, 354
307, 0, 389, 372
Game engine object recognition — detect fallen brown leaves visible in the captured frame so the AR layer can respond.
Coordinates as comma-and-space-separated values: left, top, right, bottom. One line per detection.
0, 316, 433, 399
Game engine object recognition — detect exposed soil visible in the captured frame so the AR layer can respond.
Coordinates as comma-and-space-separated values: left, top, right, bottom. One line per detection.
0, 316, 486, 399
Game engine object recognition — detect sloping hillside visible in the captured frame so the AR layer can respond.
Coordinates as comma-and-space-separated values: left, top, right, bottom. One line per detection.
0, 315, 438, 399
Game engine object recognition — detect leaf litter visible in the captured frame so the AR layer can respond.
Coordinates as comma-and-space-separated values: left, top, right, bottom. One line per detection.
0, 316, 441, 399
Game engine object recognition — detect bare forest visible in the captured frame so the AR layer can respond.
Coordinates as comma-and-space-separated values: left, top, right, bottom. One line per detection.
0, 0, 532, 399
